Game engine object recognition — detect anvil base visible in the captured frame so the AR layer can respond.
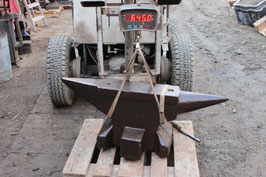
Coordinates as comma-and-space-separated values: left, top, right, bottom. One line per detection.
97, 117, 173, 160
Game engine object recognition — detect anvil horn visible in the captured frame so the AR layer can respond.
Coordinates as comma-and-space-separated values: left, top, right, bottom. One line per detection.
176, 91, 228, 114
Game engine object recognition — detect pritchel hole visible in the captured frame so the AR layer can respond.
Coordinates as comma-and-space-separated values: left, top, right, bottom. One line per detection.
107, 83, 111, 85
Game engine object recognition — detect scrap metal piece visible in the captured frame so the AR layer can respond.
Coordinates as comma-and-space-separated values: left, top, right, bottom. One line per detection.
62, 77, 228, 159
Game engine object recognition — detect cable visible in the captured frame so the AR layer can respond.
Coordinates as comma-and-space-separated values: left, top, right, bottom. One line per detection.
86, 45, 98, 64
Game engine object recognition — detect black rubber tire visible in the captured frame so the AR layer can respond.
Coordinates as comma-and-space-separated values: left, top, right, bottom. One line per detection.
170, 33, 193, 91
46, 35, 75, 106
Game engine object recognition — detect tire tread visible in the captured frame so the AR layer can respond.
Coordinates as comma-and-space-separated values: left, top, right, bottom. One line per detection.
170, 33, 193, 91
46, 35, 75, 106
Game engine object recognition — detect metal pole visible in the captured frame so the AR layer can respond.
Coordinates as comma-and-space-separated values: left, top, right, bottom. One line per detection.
83, 44, 87, 74
124, 0, 134, 68
96, 7, 105, 77
155, 6, 162, 75
14, 17, 23, 47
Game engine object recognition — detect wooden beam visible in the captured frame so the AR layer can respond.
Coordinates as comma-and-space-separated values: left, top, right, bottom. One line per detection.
173, 121, 200, 177
117, 154, 144, 177
93, 148, 116, 177
150, 152, 168, 177
63, 119, 103, 177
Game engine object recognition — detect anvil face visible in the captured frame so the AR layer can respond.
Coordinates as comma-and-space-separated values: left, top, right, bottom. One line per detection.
62, 77, 228, 160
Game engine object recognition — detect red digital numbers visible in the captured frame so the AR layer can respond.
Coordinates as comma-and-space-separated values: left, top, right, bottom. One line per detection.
147, 14, 152, 21
125, 14, 153, 22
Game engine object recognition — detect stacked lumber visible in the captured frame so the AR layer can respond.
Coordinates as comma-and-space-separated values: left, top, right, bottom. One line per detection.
62, 119, 200, 177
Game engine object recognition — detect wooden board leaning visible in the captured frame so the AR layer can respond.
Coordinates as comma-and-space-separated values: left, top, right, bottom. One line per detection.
254, 15, 266, 37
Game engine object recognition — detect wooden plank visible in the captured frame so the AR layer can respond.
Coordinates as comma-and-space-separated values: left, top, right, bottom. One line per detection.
173, 121, 200, 177
254, 15, 266, 37
86, 164, 96, 177
93, 148, 116, 177
63, 119, 104, 177
111, 165, 119, 177
167, 167, 174, 177
143, 166, 150, 177
117, 154, 145, 177
150, 152, 168, 177
34, 8, 61, 17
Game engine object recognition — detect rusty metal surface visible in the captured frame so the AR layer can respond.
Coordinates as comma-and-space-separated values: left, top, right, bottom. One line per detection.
62, 77, 228, 159
155, 122, 173, 157
97, 117, 113, 149
120, 126, 145, 160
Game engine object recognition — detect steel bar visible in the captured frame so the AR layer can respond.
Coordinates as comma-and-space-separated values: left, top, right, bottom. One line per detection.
170, 121, 201, 143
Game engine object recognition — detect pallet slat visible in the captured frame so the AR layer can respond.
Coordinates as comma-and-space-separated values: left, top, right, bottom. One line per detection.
33, 7, 62, 17
150, 152, 168, 177
63, 119, 104, 177
143, 166, 150, 177
173, 121, 200, 177
87, 164, 96, 177
93, 148, 116, 177
117, 154, 145, 177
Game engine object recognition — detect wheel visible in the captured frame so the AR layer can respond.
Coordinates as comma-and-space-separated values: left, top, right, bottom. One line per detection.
170, 33, 193, 91
46, 35, 75, 106
160, 56, 171, 84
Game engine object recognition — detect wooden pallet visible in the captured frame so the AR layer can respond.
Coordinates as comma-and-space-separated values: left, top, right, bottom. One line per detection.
30, 7, 62, 18
63, 119, 200, 177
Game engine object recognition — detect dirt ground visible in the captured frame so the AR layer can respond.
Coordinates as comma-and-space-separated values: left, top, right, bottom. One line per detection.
0, 0, 265, 176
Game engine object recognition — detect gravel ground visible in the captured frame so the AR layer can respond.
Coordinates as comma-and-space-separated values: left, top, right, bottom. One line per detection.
0, 0, 265, 176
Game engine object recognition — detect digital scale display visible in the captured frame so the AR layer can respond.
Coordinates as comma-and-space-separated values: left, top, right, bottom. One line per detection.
120, 5, 158, 32
125, 14, 153, 22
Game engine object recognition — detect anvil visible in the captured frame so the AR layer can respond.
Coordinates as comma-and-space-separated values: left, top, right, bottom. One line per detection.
62, 77, 228, 160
